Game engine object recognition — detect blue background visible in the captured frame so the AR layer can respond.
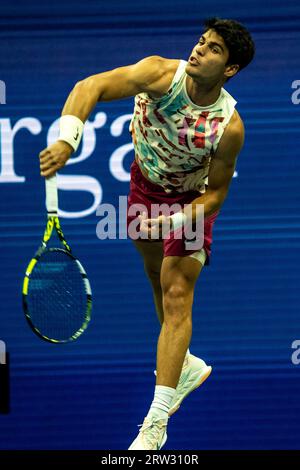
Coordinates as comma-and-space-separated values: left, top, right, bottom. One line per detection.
0, 0, 300, 450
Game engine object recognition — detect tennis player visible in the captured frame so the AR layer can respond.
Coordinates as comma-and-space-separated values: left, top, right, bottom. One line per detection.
39, 17, 255, 450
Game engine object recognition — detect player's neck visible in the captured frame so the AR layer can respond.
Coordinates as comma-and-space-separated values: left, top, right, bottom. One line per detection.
186, 76, 223, 107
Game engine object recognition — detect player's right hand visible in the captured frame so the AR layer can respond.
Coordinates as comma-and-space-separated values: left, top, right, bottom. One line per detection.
39, 140, 73, 177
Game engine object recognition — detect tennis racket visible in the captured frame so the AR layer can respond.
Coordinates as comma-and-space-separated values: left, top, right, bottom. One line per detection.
22, 175, 92, 343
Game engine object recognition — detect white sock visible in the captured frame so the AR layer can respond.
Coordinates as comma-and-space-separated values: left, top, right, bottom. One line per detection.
147, 385, 176, 421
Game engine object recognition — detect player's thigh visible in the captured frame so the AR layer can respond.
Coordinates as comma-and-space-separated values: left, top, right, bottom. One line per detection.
133, 240, 164, 279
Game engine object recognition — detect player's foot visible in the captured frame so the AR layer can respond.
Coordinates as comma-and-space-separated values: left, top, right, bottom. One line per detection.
169, 354, 212, 416
154, 354, 212, 416
128, 416, 168, 450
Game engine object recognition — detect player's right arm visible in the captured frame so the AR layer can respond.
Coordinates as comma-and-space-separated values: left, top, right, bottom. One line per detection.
62, 55, 173, 121
40, 56, 176, 177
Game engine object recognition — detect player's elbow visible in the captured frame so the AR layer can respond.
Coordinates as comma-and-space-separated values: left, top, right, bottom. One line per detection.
72, 79, 86, 91
74, 77, 93, 90
73, 76, 101, 100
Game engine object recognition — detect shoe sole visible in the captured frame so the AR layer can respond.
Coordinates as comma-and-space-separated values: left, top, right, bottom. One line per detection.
168, 365, 212, 416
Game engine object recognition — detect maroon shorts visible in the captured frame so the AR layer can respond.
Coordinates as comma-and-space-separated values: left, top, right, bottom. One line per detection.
127, 160, 219, 266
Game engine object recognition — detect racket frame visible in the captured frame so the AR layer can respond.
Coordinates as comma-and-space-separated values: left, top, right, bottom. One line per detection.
22, 175, 92, 343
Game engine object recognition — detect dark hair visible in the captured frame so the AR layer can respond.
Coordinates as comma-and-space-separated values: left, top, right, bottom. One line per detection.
203, 17, 255, 73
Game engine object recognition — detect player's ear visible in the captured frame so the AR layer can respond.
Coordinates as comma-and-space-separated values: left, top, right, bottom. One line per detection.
224, 63, 239, 79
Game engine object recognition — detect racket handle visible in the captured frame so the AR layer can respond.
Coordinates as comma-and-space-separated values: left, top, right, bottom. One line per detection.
45, 174, 58, 215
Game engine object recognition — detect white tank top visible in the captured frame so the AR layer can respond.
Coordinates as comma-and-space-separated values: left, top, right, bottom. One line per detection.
129, 59, 237, 193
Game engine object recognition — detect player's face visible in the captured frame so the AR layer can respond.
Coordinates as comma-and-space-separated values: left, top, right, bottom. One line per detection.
186, 29, 231, 82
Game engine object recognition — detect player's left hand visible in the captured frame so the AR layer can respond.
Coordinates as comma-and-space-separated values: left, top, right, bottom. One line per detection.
138, 212, 171, 240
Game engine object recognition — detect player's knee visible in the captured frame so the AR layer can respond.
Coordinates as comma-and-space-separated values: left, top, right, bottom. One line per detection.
161, 273, 191, 297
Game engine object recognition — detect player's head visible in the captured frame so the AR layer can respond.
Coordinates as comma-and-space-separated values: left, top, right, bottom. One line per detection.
186, 17, 255, 84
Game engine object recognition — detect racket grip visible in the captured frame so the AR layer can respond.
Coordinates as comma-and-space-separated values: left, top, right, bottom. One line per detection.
45, 174, 58, 215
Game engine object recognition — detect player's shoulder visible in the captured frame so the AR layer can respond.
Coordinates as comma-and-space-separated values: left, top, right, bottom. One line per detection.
140, 55, 181, 72
135, 55, 181, 83
136, 56, 181, 97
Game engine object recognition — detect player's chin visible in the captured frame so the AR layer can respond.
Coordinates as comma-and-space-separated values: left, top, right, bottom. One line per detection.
185, 64, 200, 77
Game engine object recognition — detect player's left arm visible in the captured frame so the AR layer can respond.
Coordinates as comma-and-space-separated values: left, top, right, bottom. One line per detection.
187, 110, 245, 222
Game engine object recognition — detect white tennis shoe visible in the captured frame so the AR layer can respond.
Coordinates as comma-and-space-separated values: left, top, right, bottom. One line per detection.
154, 354, 212, 416
128, 416, 168, 450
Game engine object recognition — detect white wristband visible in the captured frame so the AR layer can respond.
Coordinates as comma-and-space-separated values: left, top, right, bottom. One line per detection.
59, 115, 84, 152
170, 211, 188, 231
